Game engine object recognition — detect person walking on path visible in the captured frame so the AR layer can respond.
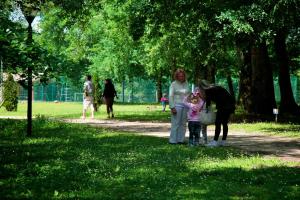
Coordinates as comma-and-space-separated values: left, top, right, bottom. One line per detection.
183, 90, 204, 146
169, 69, 190, 144
199, 80, 235, 147
102, 79, 118, 118
82, 75, 94, 119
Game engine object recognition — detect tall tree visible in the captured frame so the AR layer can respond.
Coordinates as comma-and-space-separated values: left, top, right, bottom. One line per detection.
267, 0, 300, 114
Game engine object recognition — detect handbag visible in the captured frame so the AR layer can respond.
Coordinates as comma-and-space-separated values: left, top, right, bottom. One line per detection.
199, 103, 216, 125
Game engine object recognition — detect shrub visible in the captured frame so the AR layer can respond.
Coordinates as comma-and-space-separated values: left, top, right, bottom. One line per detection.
93, 76, 102, 111
3, 74, 19, 111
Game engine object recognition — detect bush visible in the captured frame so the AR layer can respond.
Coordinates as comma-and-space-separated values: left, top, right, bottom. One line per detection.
93, 76, 102, 111
3, 74, 19, 111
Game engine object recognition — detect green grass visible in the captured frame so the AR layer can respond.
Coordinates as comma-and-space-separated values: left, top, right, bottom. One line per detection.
1, 118, 299, 199
0, 102, 170, 121
230, 122, 300, 138
2, 102, 300, 138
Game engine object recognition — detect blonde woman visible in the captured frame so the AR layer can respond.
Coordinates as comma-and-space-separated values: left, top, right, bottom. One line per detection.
169, 69, 190, 144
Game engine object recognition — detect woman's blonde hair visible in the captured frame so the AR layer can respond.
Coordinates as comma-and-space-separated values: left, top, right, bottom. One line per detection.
173, 68, 186, 81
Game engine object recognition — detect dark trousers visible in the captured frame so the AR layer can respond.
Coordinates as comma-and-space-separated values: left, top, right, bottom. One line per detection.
214, 109, 232, 141
188, 121, 201, 144
104, 97, 114, 114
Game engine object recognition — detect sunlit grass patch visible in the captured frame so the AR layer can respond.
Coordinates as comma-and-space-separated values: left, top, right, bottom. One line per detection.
230, 122, 300, 137
1, 119, 299, 199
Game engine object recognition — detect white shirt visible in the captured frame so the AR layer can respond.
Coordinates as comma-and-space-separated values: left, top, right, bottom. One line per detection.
84, 80, 93, 95
169, 80, 190, 108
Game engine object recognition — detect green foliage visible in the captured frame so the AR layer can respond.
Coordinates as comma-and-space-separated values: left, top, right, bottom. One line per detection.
0, 119, 299, 199
92, 76, 102, 111
3, 74, 19, 111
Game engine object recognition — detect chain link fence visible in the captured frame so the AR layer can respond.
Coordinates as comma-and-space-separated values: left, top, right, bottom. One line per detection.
16, 76, 300, 104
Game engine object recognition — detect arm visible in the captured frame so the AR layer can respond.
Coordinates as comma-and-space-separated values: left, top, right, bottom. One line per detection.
169, 82, 177, 114
113, 86, 118, 98
199, 99, 205, 112
169, 82, 175, 109
182, 95, 191, 108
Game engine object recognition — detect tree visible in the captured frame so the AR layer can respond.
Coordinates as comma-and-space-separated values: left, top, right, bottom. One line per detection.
267, 0, 300, 115
3, 74, 19, 111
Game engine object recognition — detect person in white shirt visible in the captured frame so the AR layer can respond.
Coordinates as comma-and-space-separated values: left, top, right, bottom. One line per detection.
82, 75, 94, 119
169, 69, 190, 144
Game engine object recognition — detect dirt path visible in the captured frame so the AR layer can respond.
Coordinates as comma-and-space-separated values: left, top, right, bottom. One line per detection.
65, 118, 300, 164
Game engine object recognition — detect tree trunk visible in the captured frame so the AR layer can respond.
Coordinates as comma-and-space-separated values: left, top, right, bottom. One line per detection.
156, 71, 162, 103
227, 74, 234, 98
237, 46, 252, 112
193, 62, 202, 86
274, 29, 300, 115
25, 15, 35, 137
170, 56, 177, 81
251, 41, 276, 114
206, 64, 216, 83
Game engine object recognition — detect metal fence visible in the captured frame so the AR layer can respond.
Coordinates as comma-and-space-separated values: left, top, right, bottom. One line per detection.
17, 76, 300, 104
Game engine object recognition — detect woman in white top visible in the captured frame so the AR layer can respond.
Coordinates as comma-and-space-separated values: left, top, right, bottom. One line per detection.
169, 69, 190, 144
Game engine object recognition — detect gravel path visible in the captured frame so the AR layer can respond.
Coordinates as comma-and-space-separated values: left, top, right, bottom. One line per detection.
65, 118, 300, 164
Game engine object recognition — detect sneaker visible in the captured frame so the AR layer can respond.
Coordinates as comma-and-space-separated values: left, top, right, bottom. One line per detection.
219, 140, 227, 147
111, 114, 114, 118
206, 140, 219, 147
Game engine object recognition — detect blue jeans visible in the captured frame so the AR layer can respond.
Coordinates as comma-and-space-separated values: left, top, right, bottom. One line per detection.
188, 121, 201, 145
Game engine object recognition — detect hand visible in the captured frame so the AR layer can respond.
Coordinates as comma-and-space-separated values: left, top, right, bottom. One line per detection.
171, 108, 177, 115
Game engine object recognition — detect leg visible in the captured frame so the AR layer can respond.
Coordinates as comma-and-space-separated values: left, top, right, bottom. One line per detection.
169, 111, 180, 144
105, 98, 111, 117
221, 111, 231, 140
110, 99, 114, 117
213, 110, 222, 141
82, 108, 86, 119
188, 122, 194, 145
162, 102, 166, 111
194, 122, 201, 145
82, 100, 87, 119
201, 125, 208, 144
177, 106, 188, 143
90, 102, 95, 119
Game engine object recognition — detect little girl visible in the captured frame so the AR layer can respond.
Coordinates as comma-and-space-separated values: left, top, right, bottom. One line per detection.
183, 89, 204, 146
160, 93, 168, 112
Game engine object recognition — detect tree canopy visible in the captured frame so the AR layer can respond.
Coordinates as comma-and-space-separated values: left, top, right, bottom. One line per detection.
1, 0, 300, 115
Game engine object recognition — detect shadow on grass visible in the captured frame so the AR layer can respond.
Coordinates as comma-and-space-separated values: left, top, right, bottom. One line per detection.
110, 112, 170, 122
261, 126, 300, 133
1, 119, 299, 199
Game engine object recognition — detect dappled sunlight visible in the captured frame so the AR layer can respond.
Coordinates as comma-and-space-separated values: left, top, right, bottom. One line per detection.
1, 119, 299, 199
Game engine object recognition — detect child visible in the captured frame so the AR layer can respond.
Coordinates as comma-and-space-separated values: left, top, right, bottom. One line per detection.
160, 93, 168, 112
183, 90, 204, 146
193, 87, 208, 144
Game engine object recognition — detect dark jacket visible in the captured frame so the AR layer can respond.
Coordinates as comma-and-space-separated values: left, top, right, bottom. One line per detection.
205, 86, 235, 113
103, 82, 117, 98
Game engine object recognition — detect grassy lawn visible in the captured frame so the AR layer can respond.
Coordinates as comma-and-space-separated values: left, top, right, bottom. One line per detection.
230, 122, 300, 138
1, 102, 299, 138
0, 101, 170, 121
1, 118, 299, 199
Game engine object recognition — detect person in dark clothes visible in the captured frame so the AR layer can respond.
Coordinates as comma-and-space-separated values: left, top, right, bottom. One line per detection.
102, 79, 118, 118
199, 80, 235, 147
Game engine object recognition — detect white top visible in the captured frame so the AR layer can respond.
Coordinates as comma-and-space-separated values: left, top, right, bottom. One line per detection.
169, 80, 190, 108
84, 80, 93, 96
